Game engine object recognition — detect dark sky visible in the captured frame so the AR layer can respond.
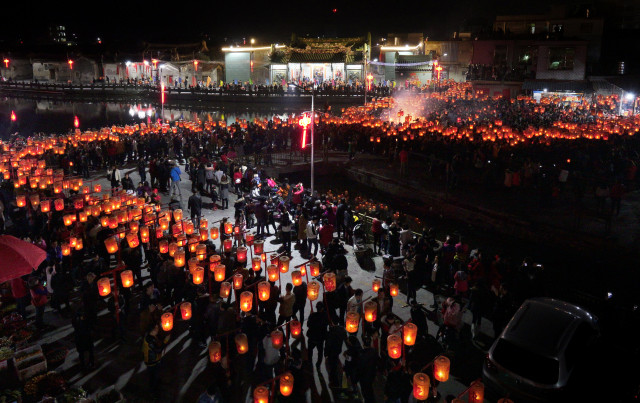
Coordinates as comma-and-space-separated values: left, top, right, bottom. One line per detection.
0, 0, 610, 46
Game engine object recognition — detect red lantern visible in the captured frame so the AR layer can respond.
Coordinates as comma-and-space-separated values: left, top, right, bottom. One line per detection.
258, 281, 271, 301
253, 239, 264, 254
323, 272, 336, 292
224, 221, 233, 235
372, 279, 381, 293
291, 270, 302, 286
220, 282, 232, 298
208, 341, 221, 362
180, 302, 192, 320
93, 184, 101, 193
254, 387, 269, 403
159, 240, 168, 253
413, 373, 430, 400
61, 243, 71, 256
240, 291, 253, 312
29, 194, 40, 208
63, 214, 74, 226
196, 244, 207, 261
98, 277, 111, 296
75, 238, 83, 250
433, 355, 450, 382
214, 264, 226, 282
140, 226, 149, 243
161, 312, 174, 331
364, 300, 377, 322
54, 198, 64, 211
121, 270, 134, 288
169, 242, 178, 257
310, 261, 321, 277
345, 311, 360, 333
271, 330, 284, 348
235, 333, 248, 354
200, 230, 208, 241
174, 250, 186, 267
105, 237, 118, 254
280, 372, 294, 397
403, 323, 418, 346
237, 246, 247, 263
40, 200, 51, 213
184, 220, 194, 235
78, 211, 87, 222
290, 320, 302, 338
199, 218, 208, 231
245, 232, 254, 246
468, 381, 484, 403
126, 233, 139, 248
210, 227, 219, 240
193, 266, 204, 284
252, 257, 262, 272
278, 256, 290, 273
223, 238, 232, 252
387, 334, 402, 359
390, 283, 399, 297
173, 209, 183, 222
267, 265, 279, 282
233, 273, 244, 290
307, 280, 320, 301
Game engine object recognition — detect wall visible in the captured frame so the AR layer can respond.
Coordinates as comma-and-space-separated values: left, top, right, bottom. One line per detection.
536, 43, 586, 80
225, 52, 250, 84
0, 60, 32, 80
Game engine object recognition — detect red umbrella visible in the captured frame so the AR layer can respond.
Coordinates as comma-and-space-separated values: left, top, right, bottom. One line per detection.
0, 235, 47, 283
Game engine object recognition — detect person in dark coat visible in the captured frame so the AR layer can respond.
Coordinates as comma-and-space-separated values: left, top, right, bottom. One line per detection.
292, 281, 307, 324
188, 190, 203, 229
357, 336, 379, 403
72, 310, 95, 370
325, 323, 347, 387
306, 301, 329, 369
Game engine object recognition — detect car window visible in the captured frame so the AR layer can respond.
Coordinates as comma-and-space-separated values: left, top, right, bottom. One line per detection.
493, 338, 560, 385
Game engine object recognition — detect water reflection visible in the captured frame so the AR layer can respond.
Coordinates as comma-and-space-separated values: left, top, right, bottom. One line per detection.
0, 97, 305, 138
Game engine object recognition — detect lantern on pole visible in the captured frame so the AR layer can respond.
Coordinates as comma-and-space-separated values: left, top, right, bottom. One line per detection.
240, 291, 253, 312
10, 110, 16, 122
169, 242, 178, 256
214, 264, 226, 282
233, 273, 244, 290
271, 330, 284, 349
98, 277, 111, 296
245, 232, 254, 246
267, 265, 279, 282
192, 266, 204, 284
74, 116, 80, 128
126, 233, 140, 248
310, 261, 321, 277
174, 249, 186, 267
372, 279, 381, 293
16, 195, 26, 208
307, 281, 320, 301
180, 302, 192, 320
223, 238, 232, 252
290, 320, 302, 338
220, 282, 232, 298
208, 341, 222, 363
173, 209, 183, 222
235, 333, 248, 354
468, 381, 484, 403
252, 257, 262, 272
280, 372, 294, 397
40, 200, 51, 213
299, 112, 311, 148
61, 243, 71, 256
253, 387, 269, 403
224, 221, 233, 235
104, 237, 118, 254
258, 281, 271, 301
323, 272, 336, 292
237, 246, 247, 263
404, 323, 418, 346
413, 373, 430, 400
291, 270, 302, 286
196, 244, 207, 261
159, 240, 168, 254
433, 355, 450, 382
161, 312, 174, 331
389, 283, 399, 297
345, 312, 360, 333
75, 238, 83, 251
121, 270, 134, 288
387, 334, 402, 359
278, 256, 290, 273
253, 239, 264, 254
364, 300, 377, 322
54, 198, 64, 211
210, 227, 219, 240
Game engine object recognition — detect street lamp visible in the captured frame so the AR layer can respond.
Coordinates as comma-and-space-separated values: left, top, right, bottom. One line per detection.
290, 82, 316, 195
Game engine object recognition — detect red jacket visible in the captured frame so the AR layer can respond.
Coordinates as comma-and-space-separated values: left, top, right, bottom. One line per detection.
319, 224, 334, 246
10, 278, 28, 299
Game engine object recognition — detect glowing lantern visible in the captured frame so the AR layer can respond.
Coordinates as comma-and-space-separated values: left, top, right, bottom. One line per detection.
345, 312, 360, 333
69, 237, 78, 249
237, 246, 247, 263
210, 227, 219, 240
199, 218, 208, 231
468, 381, 484, 403
278, 256, 290, 273
224, 222, 233, 235
199, 230, 208, 241
214, 264, 226, 281
310, 261, 321, 277
387, 334, 402, 359
173, 209, 183, 222
61, 243, 71, 256
75, 238, 83, 250
78, 211, 87, 222
233, 273, 244, 290
245, 232, 254, 246
159, 217, 169, 230
307, 281, 320, 301
240, 291, 253, 312
235, 333, 248, 354
252, 257, 262, 272
433, 355, 450, 382
258, 281, 271, 301
280, 372, 294, 397
174, 250, 186, 267
121, 270, 134, 288
176, 234, 187, 247
372, 279, 381, 293
261, 253, 267, 263
196, 244, 207, 261
220, 282, 232, 298
73, 198, 83, 210
98, 277, 111, 296
40, 200, 51, 213
254, 386, 269, 403
93, 184, 101, 193
169, 242, 178, 256
291, 270, 302, 286
271, 330, 284, 348
267, 265, 279, 282
29, 195, 40, 208
172, 222, 183, 237
117, 226, 126, 239
159, 240, 168, 253
54, 183, 62, 194
413, 373, 430, 400
126, 233, 139, 248
180, 302, 192, 320
184, 220, 194, 235
161, 312, 174, 331
209, 254, 221, 265
208, 341, 221, 362
390, 283, 399, 297
188, 257, 199, 271
192, 266, 204, 284
140, 226, 149, 243
129, 221, 139, 233
323, 272, 336, 292
290, 320, 302, 338
104, 237, 118, 254
223, 238, 232, 252
108, 216, 118, 229
63, 214, 74, 226
364, 300, 377, 322
253, 240, 264, 254
403, 323, 418, 346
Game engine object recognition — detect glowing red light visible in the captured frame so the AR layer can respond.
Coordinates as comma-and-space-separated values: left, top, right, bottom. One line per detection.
68, 60, 74, 69
194, 60, 198, 71
74, 116, 79, 128
3, 59, 8, 68
298, 113, 311, 148
10, 110, 16, 122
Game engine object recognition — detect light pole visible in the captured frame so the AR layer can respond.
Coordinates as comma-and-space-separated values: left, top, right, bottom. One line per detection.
291, 83, 315, 195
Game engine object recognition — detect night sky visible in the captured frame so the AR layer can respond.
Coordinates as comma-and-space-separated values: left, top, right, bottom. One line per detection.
0, 0, 603, 45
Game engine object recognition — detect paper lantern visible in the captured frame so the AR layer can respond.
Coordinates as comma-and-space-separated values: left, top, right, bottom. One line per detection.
29, 194, 40, 208
235, 333, 248, 354
193, 266, 204, 284
40, 200, 51, 213
172, 222, 183, 237
208, 341, 221, 362
54, 198, 64, 211
159, 217, 169, 230
69, 237, 78, 248
73, 198, 83, 210
271, 330, 284, 348
63, 214, 74, 226
129, 221, 139, 233
389, 283, 399, 297
105, 237, 118, 254
468, 381, 484, 403
258, 281, 271, 301
214, 264, 226, 281
252, 257, 262, 272
188, 257, 199, 272
117, 226, 126, 239
433, 355, 450, 382
413, 373, 430, 400
108, 216, 118, 229
210, 254, 221, 265
173, 209, 183, 222
93, 184, 101, 193
237, 246, 247, 263
300, 264, 306, 276
278, 256, 290, 273
159, 240, 168, 253
220, 282, 232, 298
54, 183, 62, 193
233, 226, 240, 236
98, 277, 111, 296
161, 312, 174, 331
169, 242, 178, 256
267, 265, 279, 282
75, 238, 83, 250
140, 226, 149, 243
310, 261, 321, 277
184, 220, 194, 235
223, 238, 232, 252
176, 234, 187, 247
254, 386, 269, 403
290, 320, 302, 338
261, 253, 267, 263
120, 270, 134, 288
61, 243, 71, 256
199, 218, 208, 230
364, 300, 378, 322
240, 291, 253, 312
199, 230, 208, 241
253, 240, 264, 254
403, 323, 418, 346
345, 312, 360, 333
280, 372, 294, 397
233, 273, 244, 290
174, 249, 185, 267
307, 281, 320, 301
196, 244, 207, 261
323, 272, 336, 292
126, 233, 139, 248
245, 232, 254, 246
387, 334, 402, 359
270, 254, 279, 266
78, 211, 87, 222
224, 221, 233, 235
372, 279, 381, 293
291, 270, 302, 286
210, 227, 219, 240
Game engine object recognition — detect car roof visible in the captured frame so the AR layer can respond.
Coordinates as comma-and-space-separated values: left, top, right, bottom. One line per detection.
500, 298, 596, 358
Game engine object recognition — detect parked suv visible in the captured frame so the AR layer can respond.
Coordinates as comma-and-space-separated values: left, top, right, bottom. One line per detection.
483, 298, 599, 402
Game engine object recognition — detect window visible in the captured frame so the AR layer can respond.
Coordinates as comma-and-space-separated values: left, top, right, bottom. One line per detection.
548, 47, 575, 70
493, 339, 560, 385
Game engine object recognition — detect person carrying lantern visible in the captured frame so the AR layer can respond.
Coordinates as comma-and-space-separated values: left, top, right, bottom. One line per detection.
142, 323, 170, 397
